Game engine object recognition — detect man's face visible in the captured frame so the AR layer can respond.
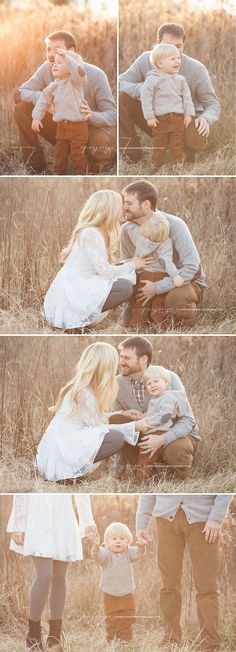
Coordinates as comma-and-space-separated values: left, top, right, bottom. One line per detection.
160, 32, 184, 54
46, 38, 68, 65
123, 192, 148, 221
119, 347, 148, 377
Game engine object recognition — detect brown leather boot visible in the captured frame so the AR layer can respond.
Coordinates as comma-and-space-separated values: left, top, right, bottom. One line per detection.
46, 620, 64, 651
25, 619, 43, 650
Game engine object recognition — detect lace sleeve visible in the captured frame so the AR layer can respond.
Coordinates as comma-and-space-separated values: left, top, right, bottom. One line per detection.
80, 228, 136, 283
7, 495, 29, 532
77, 388, 103, 427
75, 495, 95, 533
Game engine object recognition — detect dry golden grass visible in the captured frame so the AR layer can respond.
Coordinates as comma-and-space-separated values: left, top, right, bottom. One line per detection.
0, 335, 235, 493
1, 495, 236, 651
0, 176, 236, 335
0, 1, 117, 175
119, 0, 235, 176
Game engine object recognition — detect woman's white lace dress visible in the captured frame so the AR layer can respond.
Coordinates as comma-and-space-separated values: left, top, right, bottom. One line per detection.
43, 227, 136, 329
35, 388, 137, 481
7, 494, 95, 560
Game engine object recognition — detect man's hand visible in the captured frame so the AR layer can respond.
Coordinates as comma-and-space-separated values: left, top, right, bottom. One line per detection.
147, 117, 159, 128
136, 280, 156, 305
31, 119, 43, 133
202, 520, 221, 543
122, 410, 144, 420
138, 434, 165, 458
80, 99, 91, 120
173, 274, 184, 287
11, 532, 25, 545
195, 116, 210, 138
184, 115, 192, 128
85, 525, 99, 543
136, 530, 152, 545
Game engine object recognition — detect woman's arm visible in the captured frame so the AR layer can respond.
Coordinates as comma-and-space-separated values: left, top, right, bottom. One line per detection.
80, 228, 136, 283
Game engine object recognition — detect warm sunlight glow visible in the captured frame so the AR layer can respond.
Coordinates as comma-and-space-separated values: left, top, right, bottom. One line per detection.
188, 0, 235, 14
78, 0, 117, 18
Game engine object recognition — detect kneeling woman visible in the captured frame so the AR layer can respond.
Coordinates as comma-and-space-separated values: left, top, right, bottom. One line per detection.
43, 189, 151, 330
36, 342, 139, 482
7, 493, 98, 651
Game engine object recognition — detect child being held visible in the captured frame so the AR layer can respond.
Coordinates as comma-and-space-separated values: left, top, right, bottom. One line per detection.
31, 49, 88, 175
134, 365, 193, 481
140, 43, 195, 168
91, 522, 145, 643
129, 212, 184, 329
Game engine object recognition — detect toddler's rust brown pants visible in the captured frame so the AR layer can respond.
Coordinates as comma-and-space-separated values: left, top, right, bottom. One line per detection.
103, 592, 135, 641
55, 120, 89, 174
152, 113, 185, 165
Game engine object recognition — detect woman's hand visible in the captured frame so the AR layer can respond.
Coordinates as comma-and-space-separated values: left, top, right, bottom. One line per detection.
138, 434, 165, 457
11, 532, 25, 545
85, 525, 99, 544
133, 255, 155, 271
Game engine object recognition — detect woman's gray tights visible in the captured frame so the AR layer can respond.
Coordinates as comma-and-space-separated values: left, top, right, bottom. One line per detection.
29, 557, 69, 621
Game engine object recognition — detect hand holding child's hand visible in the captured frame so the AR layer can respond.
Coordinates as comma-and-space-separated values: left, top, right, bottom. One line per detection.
136, 530, 151, 545
173, 274, 184, 287
184, 115, 192, 128
85, 525, 99, 545
31, 119, 43, 133
11, 531, 25, 545
135, 418, 150, 433
147, 118, 159, 128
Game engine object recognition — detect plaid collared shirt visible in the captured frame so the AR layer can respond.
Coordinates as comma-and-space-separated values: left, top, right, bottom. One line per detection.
130, 378, 145, 409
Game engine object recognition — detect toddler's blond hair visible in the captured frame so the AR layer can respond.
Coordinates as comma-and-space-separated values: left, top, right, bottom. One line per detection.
144, 365, 171, 388
104, 522, 133, 546
139, 211, 170, 243
150, 43, 180, 69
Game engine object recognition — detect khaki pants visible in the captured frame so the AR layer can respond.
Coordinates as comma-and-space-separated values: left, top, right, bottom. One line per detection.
128, 271, 204, 330
103, 592, 135, 641
129, 270, 169, 329
14, 101, 116, 173
55, 120, 88, 174
156, 508, 221, 651
152, 113, 185, 165
119, 93, 207, 163
109, 415, 197, 480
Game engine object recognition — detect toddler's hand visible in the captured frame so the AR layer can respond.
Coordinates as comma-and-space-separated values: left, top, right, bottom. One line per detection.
54, 47, 67, 59
11, 531, 25, 545
147, 117, 159, 128
173, 274, 184, 287
31, 119, 43, 133
184, 115, 192, 128
135, 418, 149, 433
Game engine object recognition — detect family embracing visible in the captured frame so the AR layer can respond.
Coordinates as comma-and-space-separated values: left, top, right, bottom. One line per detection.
7, 494, 232, 650
35, 337, 200, 484
43, 180, 206, 332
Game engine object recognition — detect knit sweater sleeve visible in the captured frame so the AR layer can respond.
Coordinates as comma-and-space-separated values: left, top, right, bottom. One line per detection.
32, 82, 56, 120
181, 77, 195, 116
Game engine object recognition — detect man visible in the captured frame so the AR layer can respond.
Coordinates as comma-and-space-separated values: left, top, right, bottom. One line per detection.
121, 179, 207, 328
136, 494, 232, 651
119, 22, 220, 162
110, 336, 200, 480
14, 30, 116, 173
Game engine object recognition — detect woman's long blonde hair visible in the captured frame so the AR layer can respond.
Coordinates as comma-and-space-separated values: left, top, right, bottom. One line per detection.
49, 342, 119, 417
60, 190, 122, 264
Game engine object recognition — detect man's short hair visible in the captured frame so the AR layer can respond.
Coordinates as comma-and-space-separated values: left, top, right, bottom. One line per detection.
119, 336, 153, 366
158, 23, 186, 43
122, 180, 157, 210
45, 31, 77, 51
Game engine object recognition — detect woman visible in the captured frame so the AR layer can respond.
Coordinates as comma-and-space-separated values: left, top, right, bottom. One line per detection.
36, 342, 144, 482
43, 189, 153, 329
7, 493, 98, 651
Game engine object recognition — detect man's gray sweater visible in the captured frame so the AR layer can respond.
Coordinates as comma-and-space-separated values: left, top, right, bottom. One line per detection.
136, 495, 232, 531
120, 213, 207, 295
120, 52, 220, 125
20, 59, 116, 128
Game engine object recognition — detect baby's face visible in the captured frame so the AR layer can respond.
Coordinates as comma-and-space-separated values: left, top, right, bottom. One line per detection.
145, 376, 169, 396
52, 55, 69, 80
158, 53, 181, 75
107, 534, 129, 553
